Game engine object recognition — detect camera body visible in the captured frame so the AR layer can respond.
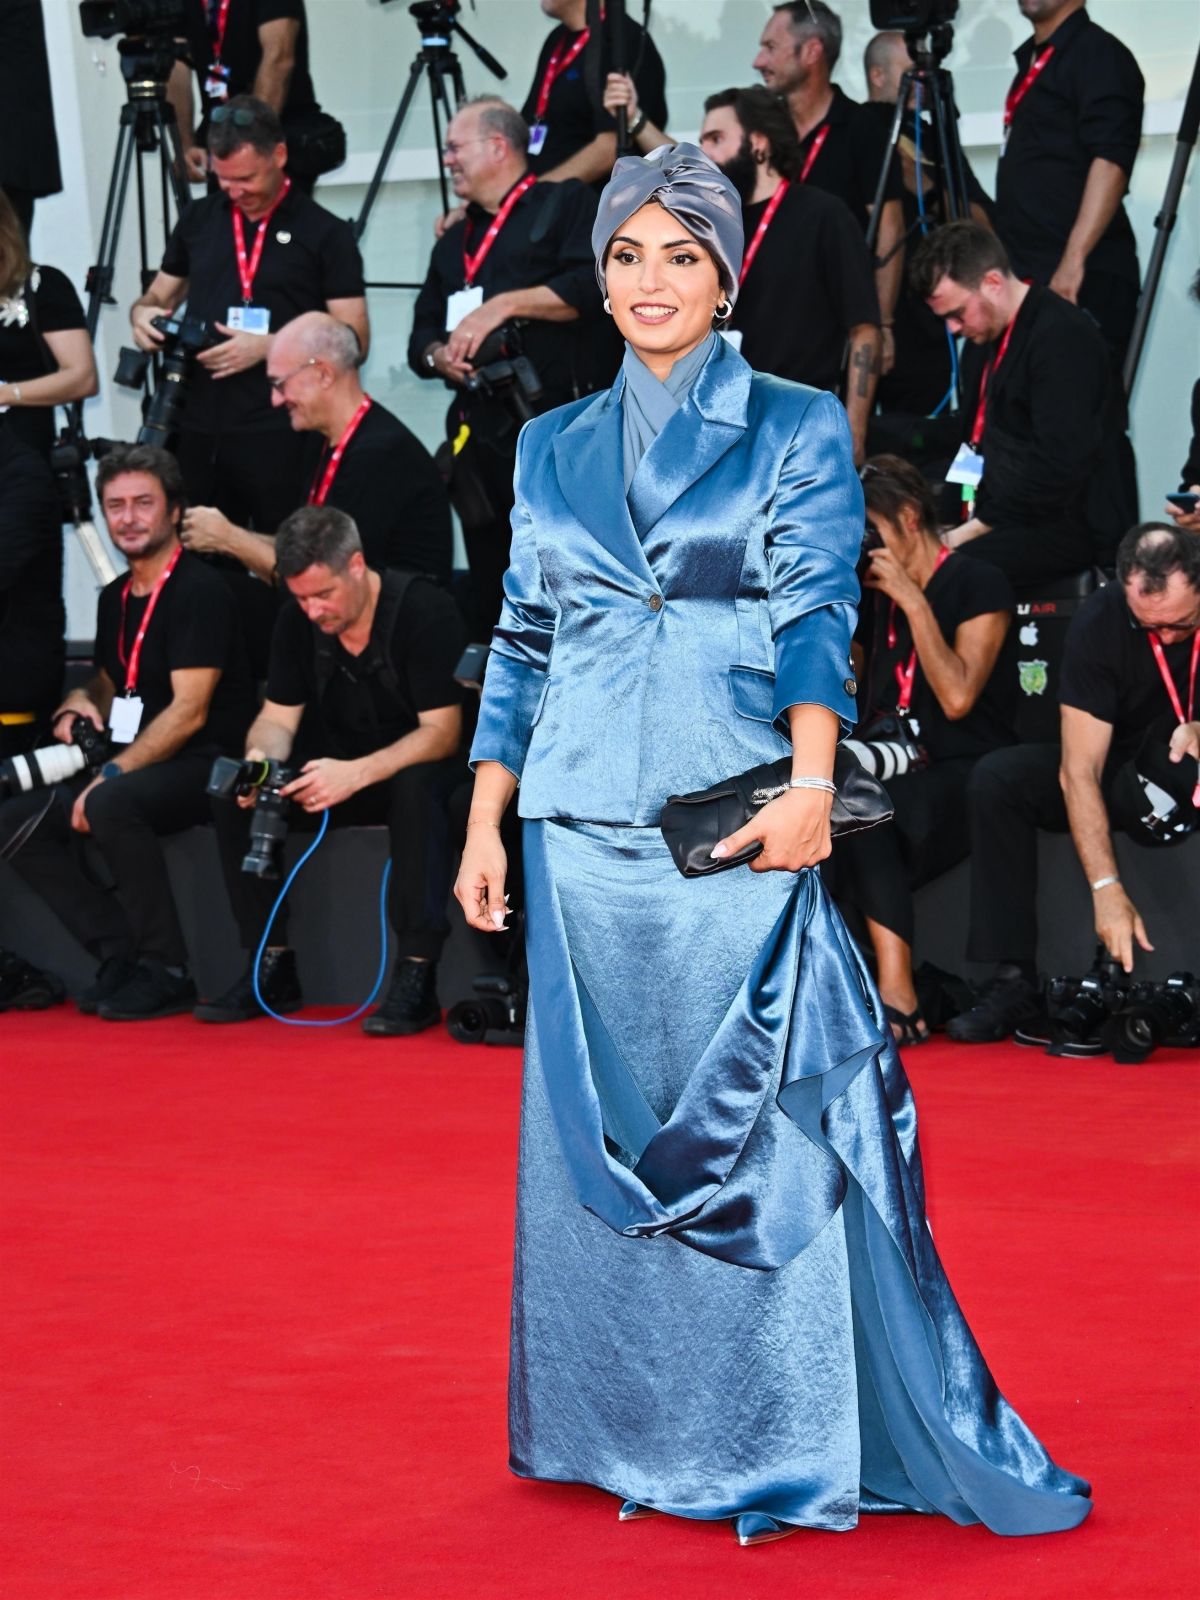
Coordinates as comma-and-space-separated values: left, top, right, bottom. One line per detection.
1046, 953, 1128, 1050
0, 717, 109, 802
207, 756, 297, 880
1103, 971, 1200, 1062
868, 0, 959, 33
116, 313, 222, 448
79, 0, 187, 39
464, 325, 545, 425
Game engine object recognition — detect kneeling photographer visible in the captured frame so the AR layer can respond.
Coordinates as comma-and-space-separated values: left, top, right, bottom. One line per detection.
828, 456, 1017, 1044
198, 505, 464, 1033
0, 444, 254, 1020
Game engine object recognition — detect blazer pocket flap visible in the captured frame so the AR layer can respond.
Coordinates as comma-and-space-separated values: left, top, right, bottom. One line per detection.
727, 665, 776, 723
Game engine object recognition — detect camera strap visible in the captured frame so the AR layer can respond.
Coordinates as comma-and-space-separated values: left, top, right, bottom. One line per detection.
739, 180, 790, 287
462, 174, 537, 287
969, 315, 1016, 450
308, 396, 373, 507
892, 548, 951, 711
117, 545, 182, 695
311, 568, 421, 722
1148, 630, 1200, 807
798, 123, 830, 185
232, 178, 292, 304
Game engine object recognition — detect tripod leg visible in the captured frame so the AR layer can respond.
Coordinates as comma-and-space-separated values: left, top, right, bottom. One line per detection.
155, 100, 194, 221
86, 113, 139, 339
929, 71, 969, 222
354, 57, 428, 244
866, 86, 908, 256
427, 61, 456, 217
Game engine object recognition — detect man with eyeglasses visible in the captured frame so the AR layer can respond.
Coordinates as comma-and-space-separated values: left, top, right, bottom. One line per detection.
945, 523, 1200, 1043
409, 94, 600, 639
130, 96, 366, 672
180, 312, 452, 587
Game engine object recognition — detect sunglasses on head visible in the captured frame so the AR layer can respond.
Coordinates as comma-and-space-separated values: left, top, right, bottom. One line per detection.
210, 106, 258, 127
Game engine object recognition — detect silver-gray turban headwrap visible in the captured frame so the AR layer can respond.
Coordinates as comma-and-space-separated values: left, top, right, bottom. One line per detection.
592, 142, 745, 306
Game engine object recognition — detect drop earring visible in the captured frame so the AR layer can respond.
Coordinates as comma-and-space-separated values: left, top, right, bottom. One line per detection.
603, 296, 612, 314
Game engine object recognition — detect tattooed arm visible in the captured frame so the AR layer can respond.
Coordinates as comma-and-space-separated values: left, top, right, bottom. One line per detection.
844, 324, 882, 467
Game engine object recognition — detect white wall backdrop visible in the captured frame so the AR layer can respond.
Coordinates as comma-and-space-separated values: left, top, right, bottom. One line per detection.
34, 0, 1200, 635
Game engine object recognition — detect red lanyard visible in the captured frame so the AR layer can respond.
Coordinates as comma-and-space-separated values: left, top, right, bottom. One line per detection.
535, 29, 591, 122
892, 548, 951, 711
462, 174, 536, 286
739, 181, 789, 287
206, 0, 232, 61
309, 396, 373, 507
231, 177, 291, 305
798, 123, 830, 184
1004, 45, 1055, 130
1149, 630, 1200, 807
117, 546, 182, 695
970, 316, 1017, 450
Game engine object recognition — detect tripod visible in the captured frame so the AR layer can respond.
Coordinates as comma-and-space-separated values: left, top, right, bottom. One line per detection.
353, 1, 507, 258
84, 38, 192, 340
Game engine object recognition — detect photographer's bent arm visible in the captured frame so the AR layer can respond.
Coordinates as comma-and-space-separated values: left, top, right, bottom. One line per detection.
131, 271, 189, 351
283, 706, 462, 814
0, 328, 98, 412
1059, 704, 1154, 973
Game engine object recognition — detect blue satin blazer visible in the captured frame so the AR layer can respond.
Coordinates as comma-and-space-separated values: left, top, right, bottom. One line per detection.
470, 335, 864, 825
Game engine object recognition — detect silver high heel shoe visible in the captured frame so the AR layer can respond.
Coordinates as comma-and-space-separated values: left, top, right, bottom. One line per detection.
733, 1512, 797, 1546
617, 1500, 661, 1521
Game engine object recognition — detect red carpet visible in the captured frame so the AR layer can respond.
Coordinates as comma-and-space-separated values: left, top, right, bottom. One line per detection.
1, 1015, 1196, 1600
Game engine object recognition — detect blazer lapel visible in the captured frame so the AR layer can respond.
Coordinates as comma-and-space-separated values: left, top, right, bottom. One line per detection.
626, 338, 752, 539
552, 373, 654, 583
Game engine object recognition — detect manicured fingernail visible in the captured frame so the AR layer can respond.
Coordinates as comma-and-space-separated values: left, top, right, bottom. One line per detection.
491, 909, 506, 927
710, 844, 727, 859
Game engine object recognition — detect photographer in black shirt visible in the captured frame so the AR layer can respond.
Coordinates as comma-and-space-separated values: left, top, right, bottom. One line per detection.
410, 95, 599, 638
912, 221, 1132, 582
948, 524, 1200, 1043
181, 312, 453, 585
0, 422, 64, 755
198, 506, 465, 1034
827, 456, 1016, 1044
1, 445, 254, 1021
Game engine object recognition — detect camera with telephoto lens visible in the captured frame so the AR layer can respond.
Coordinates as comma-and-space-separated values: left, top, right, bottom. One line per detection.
868, 0, 958, 34
79, 0, 186, 39
207, 756, 297, 880
446, 909, 527, 1046
115, 313, 222, 448
1045, 949, 1128, 1051
464, 325, 544, 425
0, 716, 109, 802
842, 711, 927, 783
1102, 971, 1200, 1063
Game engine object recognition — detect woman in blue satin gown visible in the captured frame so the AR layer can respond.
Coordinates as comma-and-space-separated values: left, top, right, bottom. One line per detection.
454, 144, 1091, 1546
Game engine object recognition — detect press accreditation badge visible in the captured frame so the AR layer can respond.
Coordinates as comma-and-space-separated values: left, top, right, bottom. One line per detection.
226, 305, 271, 335
944, 442, 985, 487
446, 285, 484, 331
204, 64, 230, 102
528, 123, 548, 156
109, 696, 144, 745
719, 329, 744, 352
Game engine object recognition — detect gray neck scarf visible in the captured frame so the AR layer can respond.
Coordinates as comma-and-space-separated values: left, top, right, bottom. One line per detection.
620, 332, 717, 494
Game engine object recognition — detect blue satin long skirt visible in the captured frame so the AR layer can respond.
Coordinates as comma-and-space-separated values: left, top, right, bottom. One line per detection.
510, 819, 1092, 1534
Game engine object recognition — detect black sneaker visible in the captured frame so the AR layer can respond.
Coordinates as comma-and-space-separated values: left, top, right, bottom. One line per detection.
946, 973, 1042, 1044
96, 961, 197, 1021
77, 955, 139, 1015
0, 950, 65, 1012
361, 959, 440, 1037
1014, 1012, 1054, 1050
193, 949, 303, 1023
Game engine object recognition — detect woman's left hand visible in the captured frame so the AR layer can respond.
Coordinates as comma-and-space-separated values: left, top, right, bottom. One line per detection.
864, 545, 924, 610
711, 787, 833, 873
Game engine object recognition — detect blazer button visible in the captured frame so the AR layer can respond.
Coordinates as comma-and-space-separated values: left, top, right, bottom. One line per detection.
844, 677, 858, 695
647, 593, 663, 612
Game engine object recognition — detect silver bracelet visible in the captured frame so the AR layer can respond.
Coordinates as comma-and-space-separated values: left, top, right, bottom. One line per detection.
789, 776, 836, 796
1090, 875, 1120, 893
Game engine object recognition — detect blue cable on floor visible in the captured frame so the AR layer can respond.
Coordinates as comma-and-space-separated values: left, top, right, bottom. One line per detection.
251, 809, 392, 1026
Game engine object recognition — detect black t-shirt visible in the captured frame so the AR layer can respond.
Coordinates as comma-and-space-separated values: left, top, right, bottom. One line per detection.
995, 8, 1143, 286
184, 0, 317, 128
0, 425, 63, 717
266, 573, 465, 759
958, 284, 1123, 542
1059, 581, 1198, 770
520, 21, 668, 180
409, 175, 600, 411
159, 185, 364, 434
300, 402, 453, 584
862, 552, 1018, 762
796, 85, 903, 231
731, 182, 878, 391
1182, 379, 1200, 492
0, 265, 86, 458
96, 549, 255, 754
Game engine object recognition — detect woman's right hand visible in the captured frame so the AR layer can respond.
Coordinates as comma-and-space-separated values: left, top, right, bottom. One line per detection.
603, 72, 640, 121
455, 822, 510, 933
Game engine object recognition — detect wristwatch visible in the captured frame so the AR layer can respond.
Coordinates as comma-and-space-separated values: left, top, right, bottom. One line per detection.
423, 342, 444, 371
100, 761, 123, 780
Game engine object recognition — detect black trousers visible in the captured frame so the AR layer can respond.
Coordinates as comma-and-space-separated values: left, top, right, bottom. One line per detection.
827, 757, 976, 946
963, 742, 1154, 964
212, 758, 463, 961
2, 754, 215, 967
959, 522, 1094, 587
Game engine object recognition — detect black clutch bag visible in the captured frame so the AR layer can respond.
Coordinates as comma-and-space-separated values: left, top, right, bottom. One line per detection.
659, 747, 893, 878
